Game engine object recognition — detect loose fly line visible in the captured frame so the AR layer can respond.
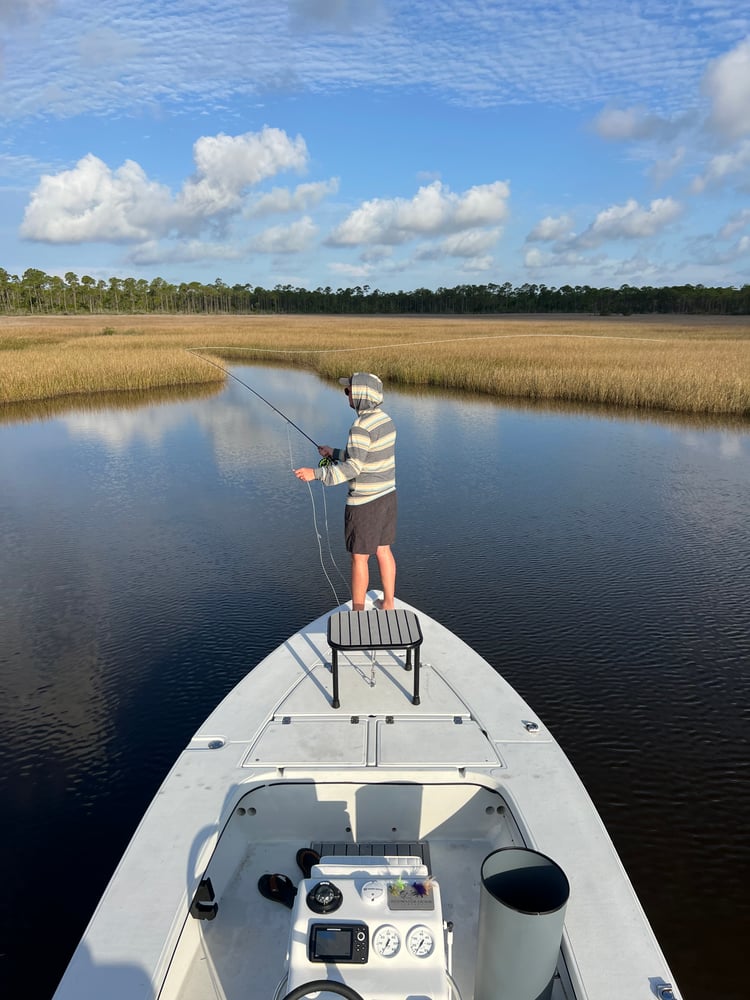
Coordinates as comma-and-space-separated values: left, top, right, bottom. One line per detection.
189, 348, 345, 606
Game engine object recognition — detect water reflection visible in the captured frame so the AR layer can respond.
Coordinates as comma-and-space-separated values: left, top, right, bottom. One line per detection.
0, 381, 223, 426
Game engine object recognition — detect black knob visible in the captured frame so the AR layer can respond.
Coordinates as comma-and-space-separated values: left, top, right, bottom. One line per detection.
306, 880, 344, 914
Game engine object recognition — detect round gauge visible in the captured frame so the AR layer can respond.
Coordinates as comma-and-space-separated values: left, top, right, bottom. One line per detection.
373, 924, 401, 957
361, 880, 385, 904
406, 925, 434, 958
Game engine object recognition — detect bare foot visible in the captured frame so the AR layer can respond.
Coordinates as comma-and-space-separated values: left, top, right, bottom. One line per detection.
373, 598, 395, 611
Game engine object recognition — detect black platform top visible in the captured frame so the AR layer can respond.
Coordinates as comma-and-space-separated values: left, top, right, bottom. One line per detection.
327, 609, 423, 651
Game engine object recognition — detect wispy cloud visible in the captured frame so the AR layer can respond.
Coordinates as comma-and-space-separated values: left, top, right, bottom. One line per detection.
2, 2, 747, 120
691, 140, 750, 193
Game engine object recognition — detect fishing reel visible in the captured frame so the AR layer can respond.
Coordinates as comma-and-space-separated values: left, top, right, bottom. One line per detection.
318, 456, 333, 468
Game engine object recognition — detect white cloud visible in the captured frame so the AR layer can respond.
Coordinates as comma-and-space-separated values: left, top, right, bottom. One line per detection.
524, 247, 593, 271
575, 197, 682, 248
20, 127, 309, 244
592, 106, 680, 142
126, 240, 244, 266
21, 154, 173, 242
527, 214, 574, 242
2, 2, 748, 121
414, 228, 500, 260
329, 261, 374, 279
691, 139, 750, 193
703, 37, 750, 139
326, 180, 510, 246
248, 178, 339, 216
251, 216, 317, 253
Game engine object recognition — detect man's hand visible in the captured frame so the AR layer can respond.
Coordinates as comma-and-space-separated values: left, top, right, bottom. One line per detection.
294, 467, 316, 482
318, 445, 333, 458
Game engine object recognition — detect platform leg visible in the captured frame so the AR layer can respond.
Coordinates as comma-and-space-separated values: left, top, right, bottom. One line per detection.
331, 650, 340, 709
412, 648, 421, 706
405, 648, 412, 672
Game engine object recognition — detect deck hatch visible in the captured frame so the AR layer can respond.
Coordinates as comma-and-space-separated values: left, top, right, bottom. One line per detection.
244, 717, 367, 766
377, 718, 502, 766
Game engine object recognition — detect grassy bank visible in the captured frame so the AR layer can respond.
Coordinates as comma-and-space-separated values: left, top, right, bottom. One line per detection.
1, 313, 749, 416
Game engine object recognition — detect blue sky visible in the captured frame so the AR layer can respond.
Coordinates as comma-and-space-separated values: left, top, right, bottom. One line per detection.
2, 0, 750, 293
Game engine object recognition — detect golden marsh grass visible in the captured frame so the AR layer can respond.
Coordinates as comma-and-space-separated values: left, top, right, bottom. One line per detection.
1, 313, 749, 416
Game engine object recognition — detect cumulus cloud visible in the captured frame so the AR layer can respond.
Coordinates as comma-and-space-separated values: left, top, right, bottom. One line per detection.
524, 247, 594, 271
414, 228, 500, 261
20, 127, 309, 243
326, 179, 510, 247
251, 216, 317, 253
703, 37, 750, 140
248, 178, 339, 216
574, 197, 682, 248
21, 154, 172, 242
526, 214, 574, 242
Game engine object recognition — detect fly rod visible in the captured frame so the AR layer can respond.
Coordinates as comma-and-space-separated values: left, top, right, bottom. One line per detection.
187, 349, 322, 450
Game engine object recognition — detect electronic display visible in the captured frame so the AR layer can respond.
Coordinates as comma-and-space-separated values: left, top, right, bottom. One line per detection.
309, 923, 369, 964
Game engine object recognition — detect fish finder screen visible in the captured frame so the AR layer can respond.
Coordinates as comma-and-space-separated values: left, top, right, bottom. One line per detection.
313, 927, 352, 959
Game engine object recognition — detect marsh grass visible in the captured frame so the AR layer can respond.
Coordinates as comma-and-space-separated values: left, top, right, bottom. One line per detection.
1, 313, 749, 416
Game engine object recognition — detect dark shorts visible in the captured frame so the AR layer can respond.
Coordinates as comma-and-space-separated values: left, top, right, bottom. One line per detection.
345, 491, 397, 555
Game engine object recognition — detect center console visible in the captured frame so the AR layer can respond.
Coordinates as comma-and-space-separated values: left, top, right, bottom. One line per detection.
285, 856, 449, 1000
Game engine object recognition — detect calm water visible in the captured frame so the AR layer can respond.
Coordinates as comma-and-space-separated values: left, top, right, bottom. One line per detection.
1, 367, 749, 999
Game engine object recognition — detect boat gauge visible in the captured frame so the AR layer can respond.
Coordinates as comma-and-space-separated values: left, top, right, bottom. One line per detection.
372, 924, 400, 957
306, 880, 343, 914
361, 880, 385, 904
406, 924, 434, 958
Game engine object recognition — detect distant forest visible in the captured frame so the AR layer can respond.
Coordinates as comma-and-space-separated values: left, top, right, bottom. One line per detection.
3, 267, 750, 316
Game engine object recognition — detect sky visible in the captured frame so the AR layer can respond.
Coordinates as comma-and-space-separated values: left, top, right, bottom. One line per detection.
1, 0, 750, 294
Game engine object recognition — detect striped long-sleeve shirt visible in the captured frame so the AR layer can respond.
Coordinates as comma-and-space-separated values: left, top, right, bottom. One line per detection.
314, 372, 396, 506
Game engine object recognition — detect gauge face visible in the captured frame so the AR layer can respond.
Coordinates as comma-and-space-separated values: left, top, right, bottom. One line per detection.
361, 880, 385, 904
406, 925, 434, 958
373, 924, 400, 957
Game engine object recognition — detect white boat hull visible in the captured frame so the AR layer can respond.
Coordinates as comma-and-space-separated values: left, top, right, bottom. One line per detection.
53, 598, 681, 1000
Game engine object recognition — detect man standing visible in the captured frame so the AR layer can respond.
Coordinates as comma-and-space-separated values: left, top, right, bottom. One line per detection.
294, 372, 397, 611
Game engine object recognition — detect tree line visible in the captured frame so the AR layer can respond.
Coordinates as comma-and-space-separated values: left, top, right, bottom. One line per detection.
2, 267, 750, 316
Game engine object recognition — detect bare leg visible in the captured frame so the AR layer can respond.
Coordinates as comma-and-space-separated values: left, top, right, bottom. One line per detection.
351, 553, 370, 611
375, 545, 396, 610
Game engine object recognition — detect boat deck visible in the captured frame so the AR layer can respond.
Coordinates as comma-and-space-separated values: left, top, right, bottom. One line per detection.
171, 828, 577, 1000
54, 600, 681, 1000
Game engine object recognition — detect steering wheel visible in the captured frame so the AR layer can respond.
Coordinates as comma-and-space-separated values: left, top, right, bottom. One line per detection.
280, 981, 364, 1000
